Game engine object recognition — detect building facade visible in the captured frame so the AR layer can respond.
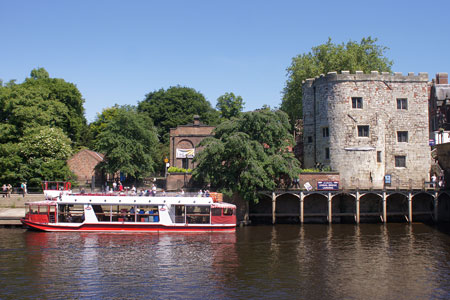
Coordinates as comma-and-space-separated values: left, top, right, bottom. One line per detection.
167, 115, 214, 190
303, 71, 430, 189
429, 72, 450, 144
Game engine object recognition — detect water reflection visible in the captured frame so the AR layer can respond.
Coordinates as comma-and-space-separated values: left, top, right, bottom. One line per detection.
0, 224, 449, 299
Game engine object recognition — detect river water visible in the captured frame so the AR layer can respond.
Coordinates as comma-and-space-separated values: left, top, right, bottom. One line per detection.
0, 224, 449, 300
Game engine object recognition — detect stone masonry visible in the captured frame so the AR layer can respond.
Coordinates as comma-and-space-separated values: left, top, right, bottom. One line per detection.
302, 71, 430, 189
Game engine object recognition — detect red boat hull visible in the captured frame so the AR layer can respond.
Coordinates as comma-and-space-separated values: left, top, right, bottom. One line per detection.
21, 219, 236, 232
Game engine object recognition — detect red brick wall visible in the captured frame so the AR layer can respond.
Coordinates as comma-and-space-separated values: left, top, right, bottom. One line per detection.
67, 150, 104, 184
298, 172, 340, 190
166, 173, 193, 191
169, 124, 214, 169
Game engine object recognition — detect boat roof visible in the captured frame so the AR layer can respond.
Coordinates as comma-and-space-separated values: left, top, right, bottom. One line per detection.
26, 194, 236, 208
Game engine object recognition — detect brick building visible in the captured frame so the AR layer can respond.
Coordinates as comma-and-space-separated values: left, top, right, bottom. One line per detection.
302, 71, 431, 189
67, 149, 104, 186
166, 115, 214, 190
429, 72, 450, 144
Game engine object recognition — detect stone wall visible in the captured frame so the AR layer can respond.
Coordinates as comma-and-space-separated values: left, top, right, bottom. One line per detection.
303, 71, 431, 189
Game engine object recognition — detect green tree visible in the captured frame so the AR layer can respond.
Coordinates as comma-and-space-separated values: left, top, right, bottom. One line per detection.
94, 106, 159, 182
0, 126, 74, 187
138, 86, 219, 144
192, 108, 301, 204
281, 37, 393, 128
88, 105, 122, 147
0, 68, 88, 147
216, 92, 244, 119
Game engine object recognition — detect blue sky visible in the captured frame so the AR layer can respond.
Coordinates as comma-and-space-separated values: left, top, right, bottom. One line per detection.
1, 0, 449, 122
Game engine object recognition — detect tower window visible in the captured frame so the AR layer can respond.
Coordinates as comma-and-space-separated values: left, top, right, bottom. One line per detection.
322, 127, 329, 137
397, 131, 408, 143
397, 98, 408, 110
352, 97, 363, 109
395, 156, 406, 168
358, 125, 369, 137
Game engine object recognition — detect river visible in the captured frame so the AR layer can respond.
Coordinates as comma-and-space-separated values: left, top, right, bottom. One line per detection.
0, 224, 449, 299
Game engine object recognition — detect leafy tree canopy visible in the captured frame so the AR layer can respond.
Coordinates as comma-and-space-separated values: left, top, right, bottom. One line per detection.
88, 104, 122, 147
216, 92, 244, 120
281, 37, 393, 128
137, 86, 219, 144
192, 108, 301, 203
0, 125, 74, 187
94, 105, 159, 181
0, 68, 88, 147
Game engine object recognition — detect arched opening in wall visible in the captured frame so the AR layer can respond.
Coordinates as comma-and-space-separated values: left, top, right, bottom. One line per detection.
332, 193, 356, 223
176, 139, 195, 170
387, 193, 408, 222
360, 193, 383, 223
275, 193, 300, 224
412, 192, 434, 222
438, 192, 450, 222
249, 194, 272, 224
304, 193, 328, 223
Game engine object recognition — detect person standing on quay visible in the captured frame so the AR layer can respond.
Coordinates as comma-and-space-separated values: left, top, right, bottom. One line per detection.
21, 182, 27, 197
7, 184, 12, 197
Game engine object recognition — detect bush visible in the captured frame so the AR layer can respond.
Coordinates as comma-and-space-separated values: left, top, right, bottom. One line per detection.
168, 166, 192, 173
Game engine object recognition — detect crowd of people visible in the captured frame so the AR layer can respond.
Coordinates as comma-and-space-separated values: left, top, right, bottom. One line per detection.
1, 183, 27, 197
1, 183, 13, 197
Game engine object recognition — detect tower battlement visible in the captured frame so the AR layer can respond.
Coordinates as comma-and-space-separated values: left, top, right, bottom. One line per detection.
303, 71, 428, 87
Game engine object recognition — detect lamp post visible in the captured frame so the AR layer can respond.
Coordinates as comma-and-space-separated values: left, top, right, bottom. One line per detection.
164, 158, 169, 178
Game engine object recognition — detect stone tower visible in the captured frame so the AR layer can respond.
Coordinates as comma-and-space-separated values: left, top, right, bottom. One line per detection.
302, 71, 430, 189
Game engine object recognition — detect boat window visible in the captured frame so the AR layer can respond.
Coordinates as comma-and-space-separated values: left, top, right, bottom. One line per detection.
186, 205, 210, 224
223, 208, 234, 216
39, 205, 48, 214
58, 204, 84, 223
93, 205, 112, 222
136, 205, 159, 222
48, 206, 56, 223
112, 205, 136, 222
211, 208, 222, 216
186, 206, 210, 214
109, 205, 160, 222
175, 205, 185, 223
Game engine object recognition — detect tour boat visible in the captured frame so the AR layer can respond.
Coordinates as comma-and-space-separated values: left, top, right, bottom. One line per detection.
21, 192, 236, 232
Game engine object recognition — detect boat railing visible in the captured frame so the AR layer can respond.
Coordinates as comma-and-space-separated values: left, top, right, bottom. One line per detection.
68, 191, 223, 201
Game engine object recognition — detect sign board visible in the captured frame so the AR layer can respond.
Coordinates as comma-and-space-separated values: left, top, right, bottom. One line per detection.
304, 182, 313, 191
317, 181, 339, 191
429, 139, 435, 146
176, 148, 195, 158
384, 174, 391, 184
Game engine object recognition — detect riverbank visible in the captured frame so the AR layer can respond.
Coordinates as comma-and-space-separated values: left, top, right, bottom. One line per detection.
0, 194, 42, 227
0, 193, 43, 208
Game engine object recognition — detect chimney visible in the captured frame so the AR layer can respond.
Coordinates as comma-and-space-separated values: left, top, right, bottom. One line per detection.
436, 73, 448, 84
193, 115, 200, 126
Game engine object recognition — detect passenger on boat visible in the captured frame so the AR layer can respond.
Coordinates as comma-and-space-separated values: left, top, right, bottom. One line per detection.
151, 184, 156, 196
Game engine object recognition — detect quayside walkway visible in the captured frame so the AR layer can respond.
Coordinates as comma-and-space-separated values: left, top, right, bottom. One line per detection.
252, 188, 450, 224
